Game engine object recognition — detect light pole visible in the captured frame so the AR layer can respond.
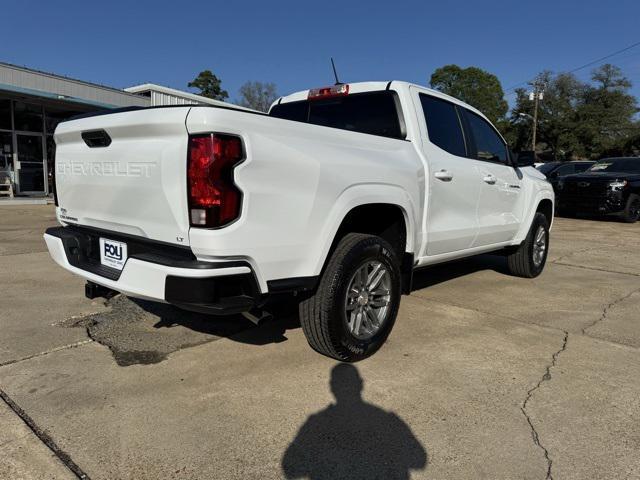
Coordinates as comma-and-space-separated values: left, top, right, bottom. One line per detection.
528, 80, 544, 153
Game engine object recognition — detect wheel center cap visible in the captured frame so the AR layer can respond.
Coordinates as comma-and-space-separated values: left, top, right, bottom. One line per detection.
357, 292, 369, 306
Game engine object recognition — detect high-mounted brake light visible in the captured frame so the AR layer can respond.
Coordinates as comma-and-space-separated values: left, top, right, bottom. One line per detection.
308, 84, 349, 100
187, 133, 244, 228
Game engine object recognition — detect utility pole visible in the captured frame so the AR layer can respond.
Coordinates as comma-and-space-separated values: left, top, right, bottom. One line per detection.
528, 79, 544, 154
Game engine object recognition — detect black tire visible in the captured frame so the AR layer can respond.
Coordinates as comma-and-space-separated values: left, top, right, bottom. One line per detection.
622, 194, 640, 223
507, 212, 550, 278
299, 233, 402, 361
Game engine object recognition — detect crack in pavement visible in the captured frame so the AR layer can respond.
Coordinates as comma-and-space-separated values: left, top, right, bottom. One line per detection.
553, 261, 640, 278
582, 287, 640, 335
521, 330, 569, 480
0, 389, 90, 479
0, 340, 94, 368
551, 245, 605, 265
550, 237, 631, 265
420, 281, 640, 479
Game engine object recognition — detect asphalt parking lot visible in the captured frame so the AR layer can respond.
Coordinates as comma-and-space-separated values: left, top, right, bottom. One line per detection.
1, 205, 639, 480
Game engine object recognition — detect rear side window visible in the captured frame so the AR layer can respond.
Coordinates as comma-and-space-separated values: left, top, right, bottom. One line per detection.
554, 164, 576, 176
269, 91, 403, 139
464, 111, 508, 164
420, 94, 466, 157
269, 101, 307, 122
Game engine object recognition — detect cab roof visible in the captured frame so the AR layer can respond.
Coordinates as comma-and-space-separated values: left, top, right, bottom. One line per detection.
275, 80, 486, 119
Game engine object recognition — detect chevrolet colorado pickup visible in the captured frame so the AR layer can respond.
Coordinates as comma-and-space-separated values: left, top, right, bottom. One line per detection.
556, 157, 640, 222
45, 81, 554, 361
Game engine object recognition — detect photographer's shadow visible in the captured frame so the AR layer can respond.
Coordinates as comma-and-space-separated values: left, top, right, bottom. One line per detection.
282, 364, 427, 480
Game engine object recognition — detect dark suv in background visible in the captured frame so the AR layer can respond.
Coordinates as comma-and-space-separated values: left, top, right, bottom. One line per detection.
556, 157, 640, 223
537, 161, 595, 192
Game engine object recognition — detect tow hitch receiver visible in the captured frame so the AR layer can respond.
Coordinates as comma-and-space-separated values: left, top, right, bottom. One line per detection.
85, 281, 117, 300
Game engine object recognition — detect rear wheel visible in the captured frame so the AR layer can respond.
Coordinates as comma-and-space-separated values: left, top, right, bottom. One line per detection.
622, 194, 640, 223
507, 212, 550, 278
299, 233, 401, 361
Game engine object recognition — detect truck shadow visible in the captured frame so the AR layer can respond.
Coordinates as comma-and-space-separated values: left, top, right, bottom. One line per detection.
66, 248, 521, 367
146, 299, 298, 346
281, 363, 428, 480
411, 253, 510, 291
109, 253, 513, 364
146, 254, 512, 347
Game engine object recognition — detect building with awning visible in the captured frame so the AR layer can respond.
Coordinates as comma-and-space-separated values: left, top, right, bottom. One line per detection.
0, 62, 227, 197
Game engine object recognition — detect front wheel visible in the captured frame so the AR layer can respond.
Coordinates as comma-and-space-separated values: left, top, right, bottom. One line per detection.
299, 233, 402, 361
506, 212, 550, 278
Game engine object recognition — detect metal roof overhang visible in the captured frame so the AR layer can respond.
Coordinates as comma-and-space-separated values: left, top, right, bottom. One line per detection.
0, 82, 126, 109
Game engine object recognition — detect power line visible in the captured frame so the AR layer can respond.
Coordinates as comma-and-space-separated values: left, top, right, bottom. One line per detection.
504, 40, 640, 93
566, 40, 640, 74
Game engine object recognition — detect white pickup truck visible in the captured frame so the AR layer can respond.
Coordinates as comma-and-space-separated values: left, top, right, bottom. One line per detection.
45, 81, 554, 361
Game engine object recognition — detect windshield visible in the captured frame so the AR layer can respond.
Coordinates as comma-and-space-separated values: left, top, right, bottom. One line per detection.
537, 163, 560, 175
588, 158, 640, 173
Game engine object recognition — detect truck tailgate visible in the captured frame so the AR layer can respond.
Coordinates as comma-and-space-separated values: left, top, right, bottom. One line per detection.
54, 107, 192, 246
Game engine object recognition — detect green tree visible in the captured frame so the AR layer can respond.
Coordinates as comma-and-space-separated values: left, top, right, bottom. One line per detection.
237, 81, 278, 112
575, 64, 638, 158
430, 65, 509, 125
508, 64, 639, 159
510, 72, 585, 159
188, 70, 228, 101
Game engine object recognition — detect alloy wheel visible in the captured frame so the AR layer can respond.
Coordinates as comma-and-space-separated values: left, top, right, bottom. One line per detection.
344, 261, 392, 340
532, 226, 547, 267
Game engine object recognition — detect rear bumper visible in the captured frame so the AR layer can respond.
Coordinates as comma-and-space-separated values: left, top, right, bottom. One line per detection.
44, 226, 262, 315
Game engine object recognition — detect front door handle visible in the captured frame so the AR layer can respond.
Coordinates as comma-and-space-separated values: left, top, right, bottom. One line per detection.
434, 169, 453, 182
483, 174, 497, 185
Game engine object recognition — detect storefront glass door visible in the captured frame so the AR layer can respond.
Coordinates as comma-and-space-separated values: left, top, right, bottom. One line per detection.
15, 133, 46, 194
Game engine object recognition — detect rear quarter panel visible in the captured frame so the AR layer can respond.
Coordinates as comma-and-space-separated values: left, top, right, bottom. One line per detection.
186, 107, 422, 288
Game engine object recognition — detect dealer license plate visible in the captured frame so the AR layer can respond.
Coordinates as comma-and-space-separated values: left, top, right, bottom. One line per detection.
99, 238, 128, 271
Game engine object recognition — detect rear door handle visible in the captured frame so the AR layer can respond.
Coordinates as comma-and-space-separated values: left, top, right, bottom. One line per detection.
483, 174, 497, 185
434, 169, 453, 182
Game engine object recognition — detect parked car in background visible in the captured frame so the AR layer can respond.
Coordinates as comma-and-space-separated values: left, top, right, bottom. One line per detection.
537, 161, 595, 192
556, 157, 640, 222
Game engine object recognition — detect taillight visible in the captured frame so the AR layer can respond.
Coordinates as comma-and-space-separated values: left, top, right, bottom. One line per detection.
308, 84, 349, 100
187, 133, 244, 228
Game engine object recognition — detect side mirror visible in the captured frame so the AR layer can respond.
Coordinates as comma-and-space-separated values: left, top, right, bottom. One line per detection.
511, 150, 536, 168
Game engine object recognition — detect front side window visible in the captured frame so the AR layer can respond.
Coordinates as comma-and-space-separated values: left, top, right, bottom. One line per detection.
419, 94, 466, 157
464, 110, 508, 164
537, 162, 560, 175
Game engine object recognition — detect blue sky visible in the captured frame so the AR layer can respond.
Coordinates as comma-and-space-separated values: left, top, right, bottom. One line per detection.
2, 0, 640, 103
